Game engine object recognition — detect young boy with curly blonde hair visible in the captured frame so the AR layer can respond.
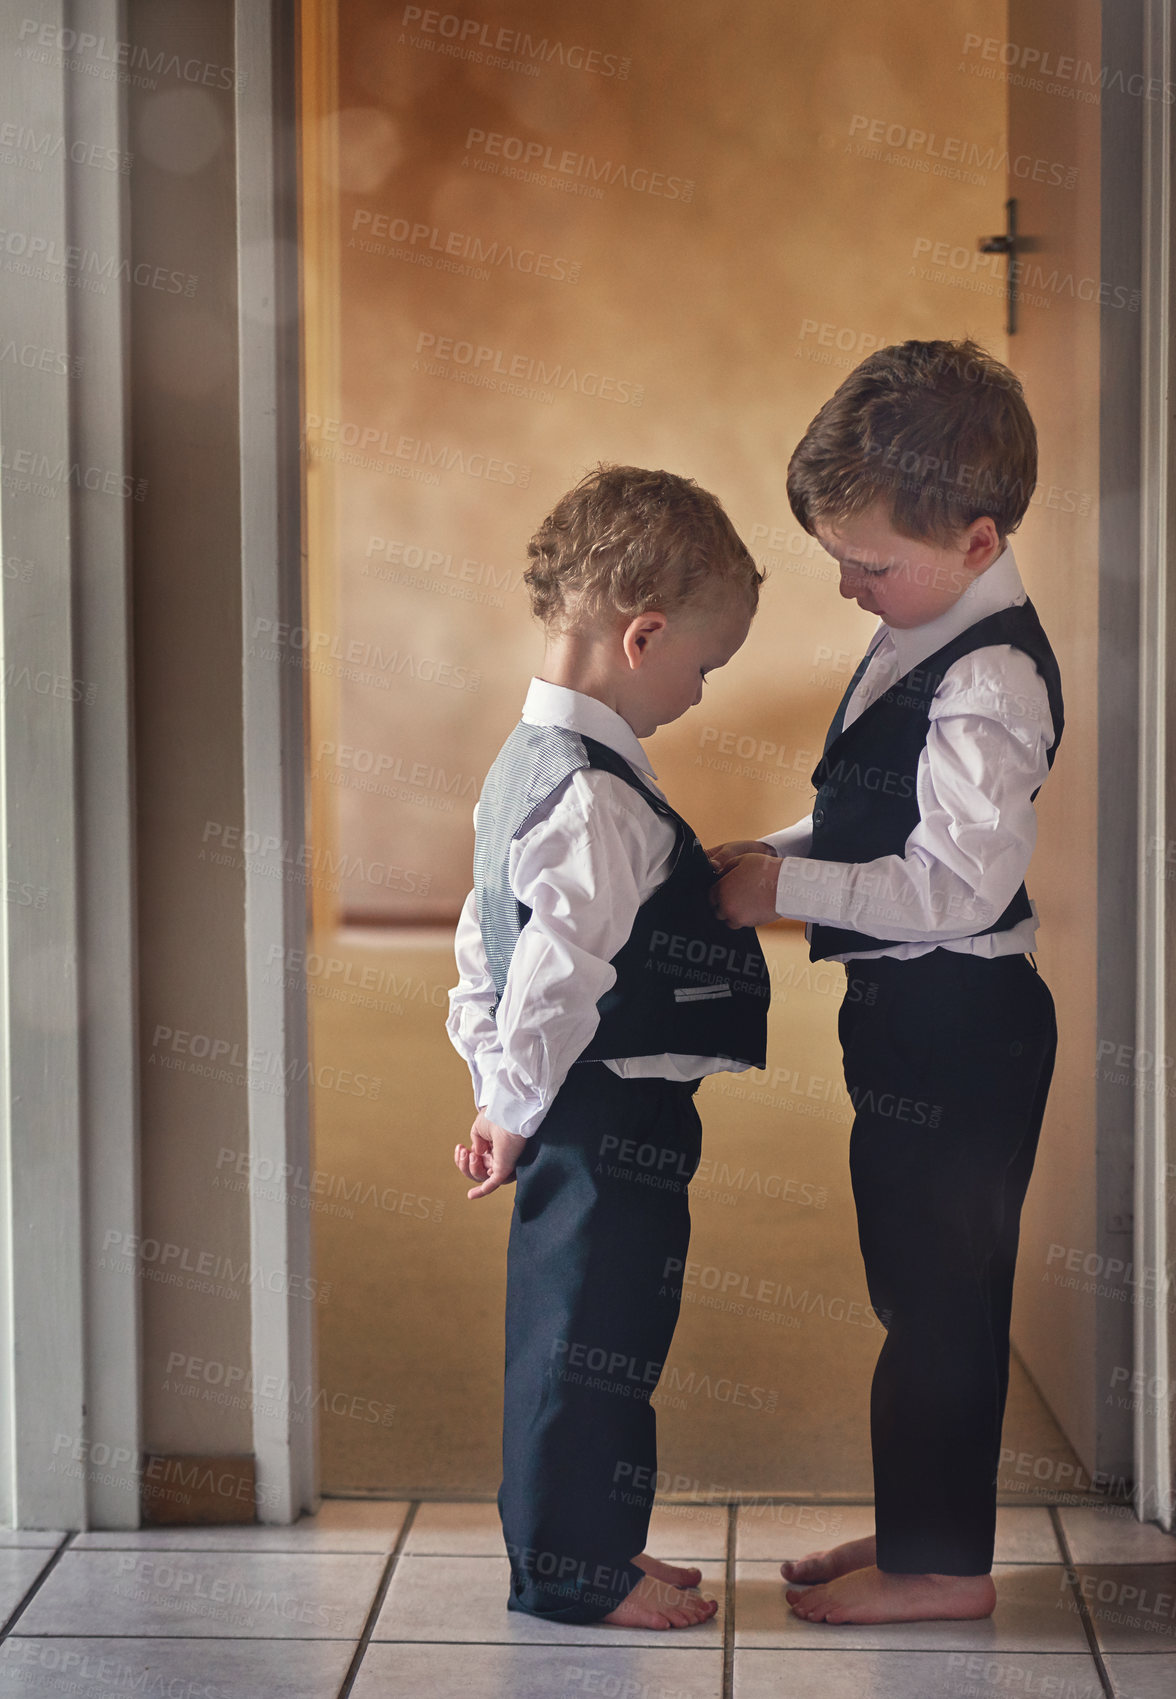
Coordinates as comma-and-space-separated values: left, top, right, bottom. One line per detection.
448, 464, 769, 1628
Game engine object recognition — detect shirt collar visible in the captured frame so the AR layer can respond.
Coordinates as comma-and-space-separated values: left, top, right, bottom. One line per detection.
884, 543, 1028, 677
520, 677, 658, 779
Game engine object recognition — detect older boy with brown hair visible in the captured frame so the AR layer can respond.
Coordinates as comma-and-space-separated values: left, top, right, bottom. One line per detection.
714, 340, 1063, 1625
448, 465, 770, 1628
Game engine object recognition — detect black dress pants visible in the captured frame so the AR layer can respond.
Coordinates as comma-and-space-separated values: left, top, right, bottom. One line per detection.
839, 949, 1057, 1575
498, 1063, 703, 1622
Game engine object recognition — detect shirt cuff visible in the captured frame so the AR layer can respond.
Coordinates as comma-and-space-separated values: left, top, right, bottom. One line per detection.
468, 1049, 503, 1111
762, 816, 814, 860
483, 1080, 544, 1140
773, 854, 854, 924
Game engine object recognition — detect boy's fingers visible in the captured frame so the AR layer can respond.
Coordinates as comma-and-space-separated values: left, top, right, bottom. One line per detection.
467, 1159, 519, 1199
457, 1145, 494, 1183
467, 1172, 502, 1199
713, 885, 744, 928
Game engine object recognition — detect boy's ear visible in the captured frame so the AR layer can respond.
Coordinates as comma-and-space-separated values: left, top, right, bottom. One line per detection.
622, 611, 668, 669
962, 515, 1002, 573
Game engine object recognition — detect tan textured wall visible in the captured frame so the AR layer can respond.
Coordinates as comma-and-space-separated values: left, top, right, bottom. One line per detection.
318, 0, 1008, 922
131, 0, 253, 1455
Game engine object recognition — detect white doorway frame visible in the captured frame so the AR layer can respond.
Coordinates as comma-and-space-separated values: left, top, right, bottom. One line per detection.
0, 0, 140, 1531
0, 0, 315, 1529
235, 0, 318, 1522
1135, 0, 1176, 1534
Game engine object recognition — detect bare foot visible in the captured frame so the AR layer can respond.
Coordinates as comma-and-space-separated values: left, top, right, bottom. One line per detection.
602, 1573, 718, 1630
633, 1553, 703, 1589
786, 1564, 997, 1625
780, 1534, 876, 1585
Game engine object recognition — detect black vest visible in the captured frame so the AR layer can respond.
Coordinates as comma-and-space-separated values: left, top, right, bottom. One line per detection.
474, 721, 769, 1067
808, 600, 1064, 961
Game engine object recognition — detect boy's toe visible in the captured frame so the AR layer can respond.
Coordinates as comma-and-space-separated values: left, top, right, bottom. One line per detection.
781, 1552, 831, 1584
798, 1586, 832, 1621
787, 1586, 821, 1617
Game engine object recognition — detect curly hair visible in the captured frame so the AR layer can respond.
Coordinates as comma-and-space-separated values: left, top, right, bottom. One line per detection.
787, 339, 1037, 545
524, 464, 763, 633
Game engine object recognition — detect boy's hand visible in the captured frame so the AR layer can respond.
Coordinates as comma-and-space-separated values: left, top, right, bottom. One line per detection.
711, 853, 782, 928
706, 838, 775, 874
455, 1111, 528, 1200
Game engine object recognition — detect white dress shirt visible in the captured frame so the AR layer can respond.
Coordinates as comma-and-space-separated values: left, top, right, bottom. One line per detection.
764, 545, 1056, 961
447, 679, 752, 1139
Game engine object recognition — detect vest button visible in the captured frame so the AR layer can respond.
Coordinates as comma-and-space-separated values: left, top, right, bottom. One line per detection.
813, 808, 825, 827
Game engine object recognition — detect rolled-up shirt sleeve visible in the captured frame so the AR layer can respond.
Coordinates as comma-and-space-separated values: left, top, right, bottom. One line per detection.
772, 647, 1054, 942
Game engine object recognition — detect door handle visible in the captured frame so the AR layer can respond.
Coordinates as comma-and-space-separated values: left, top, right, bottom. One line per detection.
979, 197, 1018, 335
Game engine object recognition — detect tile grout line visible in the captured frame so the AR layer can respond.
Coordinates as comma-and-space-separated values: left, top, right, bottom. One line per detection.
335, 1500, 419, 1698
67, 1541, 407, 1556
323, 1489, 1128, 1508
0, 1532, 76, 1640
1048, 1506, 1114, 1698
721, 1502, 736, 1699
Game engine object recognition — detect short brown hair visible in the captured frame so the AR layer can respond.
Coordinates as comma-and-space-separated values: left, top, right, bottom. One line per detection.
524, 464, 763, 633
786, 339, 1037, 545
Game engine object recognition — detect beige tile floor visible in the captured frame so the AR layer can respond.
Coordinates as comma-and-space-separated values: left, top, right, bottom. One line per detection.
0, 1497, 1171, 1696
